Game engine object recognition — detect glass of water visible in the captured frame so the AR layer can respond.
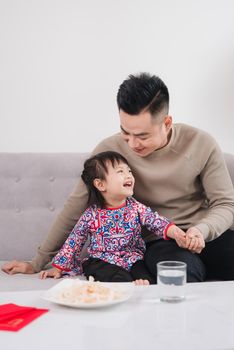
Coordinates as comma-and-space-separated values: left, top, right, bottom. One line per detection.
157, 261, 187, 302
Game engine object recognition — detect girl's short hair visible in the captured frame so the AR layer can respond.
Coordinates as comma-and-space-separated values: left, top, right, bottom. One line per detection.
81, 151, 130, 208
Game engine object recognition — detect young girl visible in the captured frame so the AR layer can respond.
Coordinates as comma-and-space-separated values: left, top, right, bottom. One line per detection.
40, 151, 187, 284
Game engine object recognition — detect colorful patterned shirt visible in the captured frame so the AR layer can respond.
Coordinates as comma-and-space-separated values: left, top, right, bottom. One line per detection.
52, 197, 172, 274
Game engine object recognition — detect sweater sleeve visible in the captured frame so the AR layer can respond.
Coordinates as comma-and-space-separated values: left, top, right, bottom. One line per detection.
52, 208, 92, 274
194, 140, 234, 241
31, 179, 89, 272
134, 199, 172, 238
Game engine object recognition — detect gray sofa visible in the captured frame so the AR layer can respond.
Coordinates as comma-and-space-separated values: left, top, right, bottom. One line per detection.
1, 152, 234, 291
0, 153, 89, 291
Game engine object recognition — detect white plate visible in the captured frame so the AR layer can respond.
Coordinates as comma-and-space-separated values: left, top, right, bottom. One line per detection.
42, 279, 134, 309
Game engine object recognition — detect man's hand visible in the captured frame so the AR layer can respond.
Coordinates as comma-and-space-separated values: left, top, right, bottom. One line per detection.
1, 260, 36, 275
185, 227, 205, 254
166, 225, 205, 254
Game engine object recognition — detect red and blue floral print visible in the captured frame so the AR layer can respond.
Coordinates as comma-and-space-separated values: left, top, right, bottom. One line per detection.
52, 197, 172, 274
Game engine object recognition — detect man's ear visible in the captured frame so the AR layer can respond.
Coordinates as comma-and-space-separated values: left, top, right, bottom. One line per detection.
164, 116, 172, 131
93, 178, 106, 192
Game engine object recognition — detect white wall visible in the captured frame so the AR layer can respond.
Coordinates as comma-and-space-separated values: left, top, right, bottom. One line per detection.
0, 0, 233, 153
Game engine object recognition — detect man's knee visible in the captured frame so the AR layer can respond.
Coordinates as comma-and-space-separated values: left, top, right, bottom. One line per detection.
145, 241, 206, 283
201, 229, 234, 280
184, 252, 206, 282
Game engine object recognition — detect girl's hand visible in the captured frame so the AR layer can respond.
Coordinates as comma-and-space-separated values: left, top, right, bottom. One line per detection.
166, 225, 187, 248
39, 267, 62, 279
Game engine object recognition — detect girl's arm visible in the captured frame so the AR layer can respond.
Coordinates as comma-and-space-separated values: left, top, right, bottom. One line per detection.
136, 200, 172, 239
51, 207, 93, 274
137, 201, 204, 253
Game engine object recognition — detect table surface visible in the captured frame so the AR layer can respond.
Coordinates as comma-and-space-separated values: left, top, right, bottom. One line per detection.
0, 280, 234, 350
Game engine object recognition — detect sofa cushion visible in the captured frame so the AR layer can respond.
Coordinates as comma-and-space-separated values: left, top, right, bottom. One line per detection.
0, 153, 89, 261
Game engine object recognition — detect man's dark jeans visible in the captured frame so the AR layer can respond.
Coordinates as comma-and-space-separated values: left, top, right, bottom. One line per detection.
144, 229, 234, 283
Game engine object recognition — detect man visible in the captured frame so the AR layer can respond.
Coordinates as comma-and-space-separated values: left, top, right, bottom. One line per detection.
2, 73, 234, 281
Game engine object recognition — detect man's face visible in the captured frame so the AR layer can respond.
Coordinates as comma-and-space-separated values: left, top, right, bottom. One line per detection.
119, 109, 172, 157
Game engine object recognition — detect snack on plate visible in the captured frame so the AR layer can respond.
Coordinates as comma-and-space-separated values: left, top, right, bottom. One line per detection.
57, 277, 123, 304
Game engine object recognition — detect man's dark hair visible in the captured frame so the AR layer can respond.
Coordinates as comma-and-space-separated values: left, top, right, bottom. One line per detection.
81, 151, 130, 208
117, 73, 169, 117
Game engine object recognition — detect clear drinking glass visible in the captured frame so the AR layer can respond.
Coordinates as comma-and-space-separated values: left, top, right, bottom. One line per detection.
157, 261, 187, 302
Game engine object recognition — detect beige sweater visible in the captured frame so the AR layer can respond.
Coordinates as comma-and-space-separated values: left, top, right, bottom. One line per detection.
31, 124, 234, 271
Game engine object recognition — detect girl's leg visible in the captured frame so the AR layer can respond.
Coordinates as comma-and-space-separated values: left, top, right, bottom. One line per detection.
82, 258, 133, 282
130, 260, 156, 284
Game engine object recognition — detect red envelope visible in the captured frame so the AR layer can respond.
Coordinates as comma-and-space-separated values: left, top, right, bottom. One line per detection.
0, 303, 49, 332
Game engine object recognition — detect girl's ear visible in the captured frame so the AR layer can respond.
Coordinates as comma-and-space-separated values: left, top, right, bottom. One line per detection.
93, 178, 106, 192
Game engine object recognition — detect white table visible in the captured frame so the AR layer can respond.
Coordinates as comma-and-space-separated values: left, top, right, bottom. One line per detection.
0, 281, 234, 350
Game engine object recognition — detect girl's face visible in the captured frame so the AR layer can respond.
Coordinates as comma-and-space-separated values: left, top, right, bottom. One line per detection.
94, 160, 135, 207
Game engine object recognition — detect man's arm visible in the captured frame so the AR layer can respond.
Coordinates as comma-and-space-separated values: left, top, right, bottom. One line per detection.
2, 179, 88, 274
32, 179, 89, 272
193, 141, 234, 241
